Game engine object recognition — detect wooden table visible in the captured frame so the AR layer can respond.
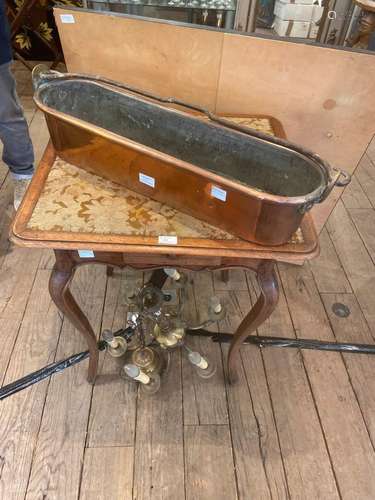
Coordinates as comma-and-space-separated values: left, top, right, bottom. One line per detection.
10, 118, 319, 384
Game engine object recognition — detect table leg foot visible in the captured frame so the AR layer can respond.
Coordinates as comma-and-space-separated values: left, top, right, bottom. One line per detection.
227, 260, 279, 383
49, 250, 99, 384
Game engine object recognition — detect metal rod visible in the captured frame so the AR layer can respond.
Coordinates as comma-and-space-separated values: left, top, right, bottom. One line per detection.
0, 344, 103, 401
244, 336, 375, 354
0, 327, 135, 401
3, 325, 373, 402
187, 329, 375, 354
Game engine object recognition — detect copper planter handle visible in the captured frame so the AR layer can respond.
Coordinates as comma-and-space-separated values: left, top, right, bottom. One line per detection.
317, 167, 351, 205
332, 169, 352, 187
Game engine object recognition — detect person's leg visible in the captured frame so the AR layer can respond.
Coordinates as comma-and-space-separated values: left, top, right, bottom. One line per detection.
0, 62, 34, 209
0, 62, 34, 177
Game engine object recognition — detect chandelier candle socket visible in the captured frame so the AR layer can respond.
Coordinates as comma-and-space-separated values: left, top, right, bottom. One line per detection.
123, 364, 150, 384
184, 344, 217, 378
188, 351, 209, 370
102, 329, 119, 348
163, 268, 181, 281
102, 329, 128, 357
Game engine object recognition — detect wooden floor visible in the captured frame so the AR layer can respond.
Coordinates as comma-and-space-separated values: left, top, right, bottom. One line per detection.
1, 64, 375, 500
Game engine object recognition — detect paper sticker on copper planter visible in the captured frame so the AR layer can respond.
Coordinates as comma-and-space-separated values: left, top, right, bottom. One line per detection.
139, 172, 155, 188
211, 185, 227, 202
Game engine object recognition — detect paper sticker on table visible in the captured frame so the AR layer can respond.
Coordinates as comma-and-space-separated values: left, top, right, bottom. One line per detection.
158, 235, 178, 245
60, 14, 75, 23
211, 185, 227, 202
78, 249, 95, 258
139, 172, 155, 188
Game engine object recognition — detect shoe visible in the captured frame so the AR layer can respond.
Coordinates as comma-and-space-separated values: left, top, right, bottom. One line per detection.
13, 178, 32, 211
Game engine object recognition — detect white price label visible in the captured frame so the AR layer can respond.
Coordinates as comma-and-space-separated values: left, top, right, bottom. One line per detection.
158, 235, 178, 245
78, 249, 95, 258
139, 172, 155, 188
211, 185, 227, 202
60, 14, 75, 24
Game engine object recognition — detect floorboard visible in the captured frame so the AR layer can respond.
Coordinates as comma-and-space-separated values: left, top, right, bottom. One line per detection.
182, 271, 229, 426
133, 349, 185, 500
309, 227, 352, 294
327, 201, 375, 334
184, 425, 237, 500
0, 270, 62, 500
80, 446, 134, 500
321, 293, 375, 445
279, 263, 375, 499
355, 154, 375, 206
220, 290, 289, 499
348, 208, 375, 264
25, 266, 107, 500
342, 174, 372, 209
248, 273, 340, 499
87, 269, 139, 448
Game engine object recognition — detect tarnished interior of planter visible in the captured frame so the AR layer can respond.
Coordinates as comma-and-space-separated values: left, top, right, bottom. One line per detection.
39, 79, 324, 198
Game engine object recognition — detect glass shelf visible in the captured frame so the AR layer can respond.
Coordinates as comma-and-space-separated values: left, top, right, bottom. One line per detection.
89, 0, 236, 12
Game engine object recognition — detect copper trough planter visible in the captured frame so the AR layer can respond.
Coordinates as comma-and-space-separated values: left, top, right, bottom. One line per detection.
32, 67, 350, 246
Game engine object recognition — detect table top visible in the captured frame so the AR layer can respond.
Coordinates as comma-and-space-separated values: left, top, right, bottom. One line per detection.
11, 116, 319, 263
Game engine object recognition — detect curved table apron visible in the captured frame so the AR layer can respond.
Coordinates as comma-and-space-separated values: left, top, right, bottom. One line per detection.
49, 249, 280, 383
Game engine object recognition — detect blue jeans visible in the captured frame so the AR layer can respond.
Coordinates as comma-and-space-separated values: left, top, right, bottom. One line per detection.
0, 62, 34, 178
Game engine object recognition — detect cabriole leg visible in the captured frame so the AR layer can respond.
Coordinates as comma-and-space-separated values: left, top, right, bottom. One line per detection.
227, 260, 279, 383
49, 250, 99, 383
